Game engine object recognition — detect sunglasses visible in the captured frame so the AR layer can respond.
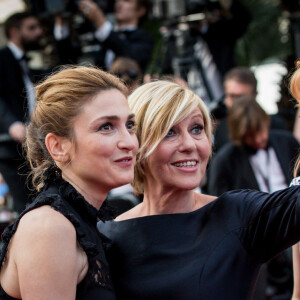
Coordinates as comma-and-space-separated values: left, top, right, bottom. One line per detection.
115, 70, 139, 79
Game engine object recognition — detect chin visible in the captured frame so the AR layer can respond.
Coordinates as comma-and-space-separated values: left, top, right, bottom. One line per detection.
174, 182, 200, 191
113, 176, 134, 188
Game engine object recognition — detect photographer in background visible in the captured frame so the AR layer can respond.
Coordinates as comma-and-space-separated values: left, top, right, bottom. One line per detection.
192, 0, 252, 77
55, 0, 153, 72
0, 12, 43, 214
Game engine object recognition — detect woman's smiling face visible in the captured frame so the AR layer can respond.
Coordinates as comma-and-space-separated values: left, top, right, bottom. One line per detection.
65, 89, 139, 191
145, 107, 211, 191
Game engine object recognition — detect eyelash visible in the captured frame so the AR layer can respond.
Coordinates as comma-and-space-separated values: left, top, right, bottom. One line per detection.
98, 121, 136, 132
127, 120, 136, 132
191, 124, 204, 134
98, 122, 113, 131
165, 124, 204, 137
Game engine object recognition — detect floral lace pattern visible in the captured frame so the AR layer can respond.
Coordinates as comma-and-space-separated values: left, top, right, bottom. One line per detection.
0, 170, 115, 295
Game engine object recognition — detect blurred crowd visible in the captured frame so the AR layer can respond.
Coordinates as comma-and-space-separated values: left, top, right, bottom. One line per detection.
0, 0, 299, 299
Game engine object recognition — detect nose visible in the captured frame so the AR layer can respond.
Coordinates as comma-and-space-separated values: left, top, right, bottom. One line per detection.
178, 132, 196, 153
34, 25, 42, 37
117, 129, 138, 152
256, 130, 268, 147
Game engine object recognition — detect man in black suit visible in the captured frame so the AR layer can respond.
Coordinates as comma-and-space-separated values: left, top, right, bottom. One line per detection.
0, 12, 42, 213
208, 95, 299, 196
213, 67, 287, 152
55, 0, 153, 72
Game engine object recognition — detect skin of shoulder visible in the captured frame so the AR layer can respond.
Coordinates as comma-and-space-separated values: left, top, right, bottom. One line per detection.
115, 203, 144, 221
115, 193, 217, 221
194, 192, 217, 208
4, 206, 87, 300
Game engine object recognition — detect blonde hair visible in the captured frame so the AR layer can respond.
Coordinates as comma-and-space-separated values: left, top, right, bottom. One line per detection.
26, 65, 127, 191
289, 64, 300, 177
128, 80, 212, 194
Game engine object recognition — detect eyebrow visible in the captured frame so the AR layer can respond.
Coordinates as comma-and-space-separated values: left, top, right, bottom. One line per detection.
92, 113, 135, 123
191, 113, 203, 120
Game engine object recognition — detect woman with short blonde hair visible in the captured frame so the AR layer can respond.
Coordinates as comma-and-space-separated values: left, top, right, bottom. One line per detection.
130, 80, 212, 194
99, 80, 300, 300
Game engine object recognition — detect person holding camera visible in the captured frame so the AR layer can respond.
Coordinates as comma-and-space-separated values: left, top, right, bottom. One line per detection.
55, 0, 153, 72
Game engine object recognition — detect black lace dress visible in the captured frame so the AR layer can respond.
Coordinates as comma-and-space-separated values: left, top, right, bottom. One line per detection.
0, 173, 116, 300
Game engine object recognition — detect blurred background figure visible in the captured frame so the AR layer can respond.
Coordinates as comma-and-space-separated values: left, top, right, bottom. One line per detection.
0, 11, 43, 214
156, 0, 251, 104
109, 57, 143, 93
54, 0, 153, 72
207, 95, 299, 300
208, 95, 298, 195
213, 67, 288, 152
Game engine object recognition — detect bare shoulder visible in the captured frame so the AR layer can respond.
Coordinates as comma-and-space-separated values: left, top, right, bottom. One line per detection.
16, 206, 75, 240
115, 203, 144, 221
9, 206, 85, 299
194, 192, 217, 209
12, 205, 77, 259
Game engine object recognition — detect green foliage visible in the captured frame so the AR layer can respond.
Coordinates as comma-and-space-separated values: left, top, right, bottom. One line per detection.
235, 0, 293, 66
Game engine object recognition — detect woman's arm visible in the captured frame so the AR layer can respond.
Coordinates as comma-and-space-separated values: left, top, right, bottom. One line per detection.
292, 243, 300, 300
12, 206, 85, 300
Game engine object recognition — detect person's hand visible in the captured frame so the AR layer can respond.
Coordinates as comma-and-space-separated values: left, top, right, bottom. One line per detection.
8, 121, 26, 143
79, 0, 106, 28
55, 15, 69, 26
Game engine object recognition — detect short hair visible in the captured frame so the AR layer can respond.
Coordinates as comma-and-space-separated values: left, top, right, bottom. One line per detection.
289, 63, 300, 176
137, 0, 152, 14
128, 80, 212, 194
228, 95, 270, 146
4, 11, 35, 39
25, 65, 127, 191
110, 57, 143, 86
224, 67, 257, 94
136, 0, 152, 23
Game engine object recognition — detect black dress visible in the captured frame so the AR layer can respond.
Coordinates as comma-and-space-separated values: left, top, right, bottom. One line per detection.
98, 187, 300, 300
0, 173, 116, 300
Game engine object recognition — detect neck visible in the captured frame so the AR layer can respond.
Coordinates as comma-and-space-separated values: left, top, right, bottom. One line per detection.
142, 184, 196, 215
10, 39, 24, 52
62, 171, 108, 210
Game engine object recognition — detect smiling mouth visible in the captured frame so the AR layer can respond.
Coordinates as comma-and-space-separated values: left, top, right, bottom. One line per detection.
172, 161, 198, 168
115, 158, 132, 162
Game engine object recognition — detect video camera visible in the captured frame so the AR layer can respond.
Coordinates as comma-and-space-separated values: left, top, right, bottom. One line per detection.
153, 0, 221, 21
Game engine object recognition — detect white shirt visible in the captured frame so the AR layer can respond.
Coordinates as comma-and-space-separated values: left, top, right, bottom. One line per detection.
249, 147, 287, 193
7, 42, 35, 117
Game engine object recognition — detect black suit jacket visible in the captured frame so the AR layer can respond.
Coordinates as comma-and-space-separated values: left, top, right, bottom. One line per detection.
96, 28, 153, 72
0, 46, 28, 159
200, 0, 251, 77
56, 27, 153, 72
207, 130, 299, 196
0, 46, 48, 159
